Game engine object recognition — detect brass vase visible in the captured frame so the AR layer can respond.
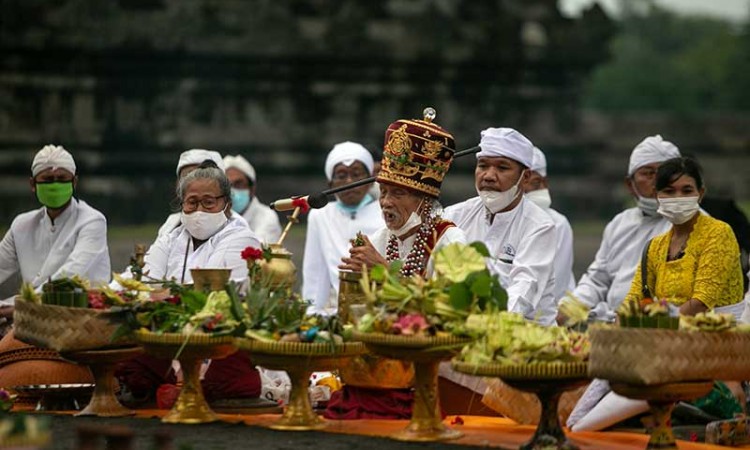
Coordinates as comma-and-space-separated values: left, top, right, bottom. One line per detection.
354, 332, 471, 442
190, 268, 231, 292
237, 339, 364, 431
135, 331, 237, 424
256, 244, 297, 290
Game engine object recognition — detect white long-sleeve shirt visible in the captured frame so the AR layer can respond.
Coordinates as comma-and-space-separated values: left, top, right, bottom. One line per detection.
573, 207, 671, 320
242, 197, 282, 244
547, 207, 576, 301
144, 215, 260, 284
445, 197, 558, 325
303, 200, 384, 316
0, 199, 111, 305
370, 221, 467, 278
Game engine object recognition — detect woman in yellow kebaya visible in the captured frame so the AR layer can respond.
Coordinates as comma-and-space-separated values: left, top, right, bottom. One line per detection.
624, 156, 744, 315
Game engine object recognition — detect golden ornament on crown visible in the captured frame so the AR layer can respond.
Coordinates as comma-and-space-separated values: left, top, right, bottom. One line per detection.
377, 107, 456, 198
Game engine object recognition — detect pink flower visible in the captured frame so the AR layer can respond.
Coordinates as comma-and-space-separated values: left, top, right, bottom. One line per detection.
391, 313, 429, 335
88, 291, 106, 309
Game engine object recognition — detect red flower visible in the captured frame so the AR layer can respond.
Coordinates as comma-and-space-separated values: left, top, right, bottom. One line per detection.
450, 416, 464, 425
165, 295, 181, 305
241, 247, 264, 261
88, 291, 106, 309
291, 197, 310, 213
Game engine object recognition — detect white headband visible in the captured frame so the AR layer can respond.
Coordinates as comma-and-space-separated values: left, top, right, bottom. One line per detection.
223, 154, 257, 183
176, 149, 224, 176
628, 135, 681, 176
324, 141, 374, 181
31, 145, 76, 177
530, 146, 547, 177
476, 127, 534, 168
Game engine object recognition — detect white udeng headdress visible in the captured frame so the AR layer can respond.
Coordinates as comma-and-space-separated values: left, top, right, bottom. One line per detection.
476, 127, 534, 168
324, 141, 374, 181
31, 145, 76, 177
628, 135, 681, 176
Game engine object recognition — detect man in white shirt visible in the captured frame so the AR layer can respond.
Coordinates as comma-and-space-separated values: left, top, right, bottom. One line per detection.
331, 109, 465, 420
523, 146, 576, 302
223, 154, 282, 244
0, 145, 111, 324
340, 111, 466, 279
445, 128, 558, 326
303, 142, 384, 316
562, 135, 680, 323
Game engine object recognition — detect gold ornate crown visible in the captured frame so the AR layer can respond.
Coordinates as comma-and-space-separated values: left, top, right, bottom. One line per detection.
377, 107, 456, 198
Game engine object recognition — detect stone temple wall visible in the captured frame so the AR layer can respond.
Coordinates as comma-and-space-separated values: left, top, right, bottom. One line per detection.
1, 0, 747, 226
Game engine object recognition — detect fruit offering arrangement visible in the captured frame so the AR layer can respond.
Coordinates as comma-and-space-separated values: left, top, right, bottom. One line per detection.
455, 311, 590, 365
355, 242, 508, 338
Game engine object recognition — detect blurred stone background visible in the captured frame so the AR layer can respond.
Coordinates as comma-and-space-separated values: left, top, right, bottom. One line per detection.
1, 0, 748, 291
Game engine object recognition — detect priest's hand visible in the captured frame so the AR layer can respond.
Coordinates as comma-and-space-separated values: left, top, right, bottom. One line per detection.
339, 235, 388, 272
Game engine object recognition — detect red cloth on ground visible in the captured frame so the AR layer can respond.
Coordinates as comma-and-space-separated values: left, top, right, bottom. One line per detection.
323, 386, 414, 420
115, 351, 261, 401
202, 351, 261, 401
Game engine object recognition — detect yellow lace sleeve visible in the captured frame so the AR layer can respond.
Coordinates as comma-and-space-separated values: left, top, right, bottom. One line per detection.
692, 220, 743, 308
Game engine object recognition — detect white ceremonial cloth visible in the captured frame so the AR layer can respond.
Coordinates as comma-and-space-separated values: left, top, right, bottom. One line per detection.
547, 208, 576, 301
369, 223, 466, 278
0, 199, 111, 305
573, 207, 672, 320
156, 211, 248, 240
242, 197, 282, 245
445, 197, 558, 325
144, 215, 259, 284
303, 200, 384, 316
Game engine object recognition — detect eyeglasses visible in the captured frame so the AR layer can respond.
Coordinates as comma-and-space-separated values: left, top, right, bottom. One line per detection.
182, 195, 226, 212
332, 170, 369, 182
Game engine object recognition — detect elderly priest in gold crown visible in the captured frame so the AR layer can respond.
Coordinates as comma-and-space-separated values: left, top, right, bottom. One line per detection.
339, 108, 466, 277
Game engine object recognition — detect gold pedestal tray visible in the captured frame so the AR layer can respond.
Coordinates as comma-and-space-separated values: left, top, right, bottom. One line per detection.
453, 360, 589, 450
354, 332, 471, 442
60, 346, 143, 417
611, 381, 713, 450
135, 331, 237, 424
237, 339, 364, 431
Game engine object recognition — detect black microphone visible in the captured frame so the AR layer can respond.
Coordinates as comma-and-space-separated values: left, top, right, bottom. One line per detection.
270, 192, 329, 211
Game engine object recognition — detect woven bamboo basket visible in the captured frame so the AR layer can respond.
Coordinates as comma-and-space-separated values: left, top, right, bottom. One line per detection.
589, 327, 750, 385
13, 300, 135, 352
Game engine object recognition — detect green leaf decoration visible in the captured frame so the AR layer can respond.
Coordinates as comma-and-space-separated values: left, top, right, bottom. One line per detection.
469, 241, 491, 257
370, 265, 387, 283
449, 283, 472, 311
434, 243, 487, 283
470, 273, 492, 297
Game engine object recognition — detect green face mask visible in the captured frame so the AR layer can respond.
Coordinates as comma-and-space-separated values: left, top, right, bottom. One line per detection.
36, 182, 74, 208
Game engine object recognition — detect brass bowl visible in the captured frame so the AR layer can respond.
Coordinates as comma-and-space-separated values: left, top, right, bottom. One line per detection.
237, 338, 365, 431
453, 360, 590, 450
135, 331, 237, 424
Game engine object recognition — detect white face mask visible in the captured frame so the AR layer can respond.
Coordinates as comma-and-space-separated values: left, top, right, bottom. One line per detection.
657, 196, 700, 225
387, 198, 424, 238
525, 188, 552, 209
477, 171, 525, 214
181, 208, 229, 240
636, 195, 660, 217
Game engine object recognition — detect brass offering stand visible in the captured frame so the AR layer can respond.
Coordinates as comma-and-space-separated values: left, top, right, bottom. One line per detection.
453, 360, 589, 450
135, 331, 237, 424
354, 332, 471, 442
60, 346, 143, 417
237, 339, 364, 431
611, 381, 713, 450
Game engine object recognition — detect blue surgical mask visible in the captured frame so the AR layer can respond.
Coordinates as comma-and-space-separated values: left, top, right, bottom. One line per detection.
336, 194, 374, 218
230, 188, 251, 213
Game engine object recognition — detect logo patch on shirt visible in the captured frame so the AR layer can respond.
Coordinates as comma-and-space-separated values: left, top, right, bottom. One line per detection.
502, 244, 516, 259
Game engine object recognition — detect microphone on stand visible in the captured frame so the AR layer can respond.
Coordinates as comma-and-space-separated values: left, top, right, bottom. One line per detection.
270, 145, 481, 212
270, 192, 329, 211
